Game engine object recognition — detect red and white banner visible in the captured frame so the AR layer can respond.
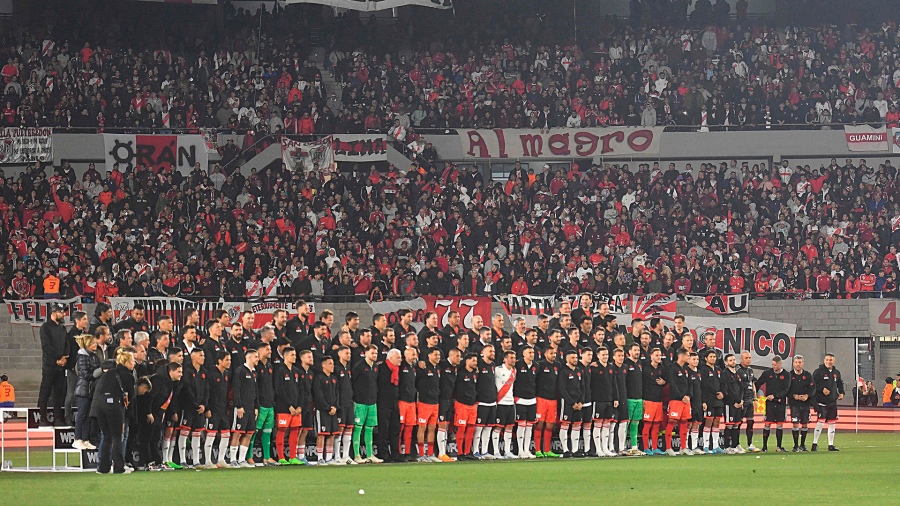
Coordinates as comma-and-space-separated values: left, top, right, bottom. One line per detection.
104, 134, 209, 173
845, 125, 889, 152
458, 126, 663, 159
5, 297, 83, 326
0, 127, 53, 164
684, 293, 749, 315
281, 136, 334, 172
493, 294, 555, 327
108, 297, 243, 332
132, 0, 218, 4
562, 293, 677, 331
368, 296, 491, 331
332, 134, 388, 162
684, 316, 796, 368
248, 300, 316, 330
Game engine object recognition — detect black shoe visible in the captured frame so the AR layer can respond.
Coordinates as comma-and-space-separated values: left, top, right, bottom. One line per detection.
776, 447, 787, 453
562, 451, 573, 458
799, 445, 808, 452
573, 451, 586, 458
827, 445, 840, 452
791, 446, 799, 452
38, 419, 53, 427
761, 446, 768, 452
810, 444, 818, 452
586, 451, 598, 458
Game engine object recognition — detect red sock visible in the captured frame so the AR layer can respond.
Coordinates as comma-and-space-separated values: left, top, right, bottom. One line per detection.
665, 420, 676, 450
642, 422, 652, 450
417, 441, 425, 456
534, 426, 543, 452
288, 429, 299, 459
543, 428, 552, 453
456, 426, 467, 454
464, 425, 476, 454
402, 426, 413, 454
678, 422, 688, 450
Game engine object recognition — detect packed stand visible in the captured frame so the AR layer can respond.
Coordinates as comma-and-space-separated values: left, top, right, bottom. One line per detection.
3, 153, 900, 301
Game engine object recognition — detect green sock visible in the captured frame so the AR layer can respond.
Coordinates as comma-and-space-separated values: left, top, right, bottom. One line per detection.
352, 425, 363, 457
261, 430, 272, 460
363, 426, 374, 457
629, 421, 639, 448
247, 431, 258, 460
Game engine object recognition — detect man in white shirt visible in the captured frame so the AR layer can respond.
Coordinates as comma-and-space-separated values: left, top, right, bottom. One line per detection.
493, 350, 518, 459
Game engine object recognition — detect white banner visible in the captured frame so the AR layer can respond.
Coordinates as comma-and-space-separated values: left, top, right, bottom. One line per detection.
684, 293, 750, 315
458, 126, 663, 159
281, 136, 334, 172
891, 128, 900, 154
284, 0, 452, 11
845, 125, 888, 152
684, 316, 796, 368
104, 134, 209, 173
0, 127, 52, 163
5, 297, 83, 326
332, 134, 388, 161
494, 294, 555, 327
367, 298, 428, 331
248, 300, 316, 330
108, 297, 243, 332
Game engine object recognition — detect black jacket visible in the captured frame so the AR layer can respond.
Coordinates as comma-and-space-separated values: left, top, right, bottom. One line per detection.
40, 318, 68, 369
812, 364, 844, 405
75, 349, 101, 398
90, 364, 135, 417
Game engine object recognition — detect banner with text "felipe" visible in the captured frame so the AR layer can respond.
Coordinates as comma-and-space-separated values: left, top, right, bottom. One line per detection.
685, 316, 796, 368
458, 126, 663, 159
684, 293, 749, 315
5, 297, 83, 326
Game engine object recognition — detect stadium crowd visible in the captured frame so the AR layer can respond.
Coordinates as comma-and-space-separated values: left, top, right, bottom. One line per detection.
39, 300, 845, 474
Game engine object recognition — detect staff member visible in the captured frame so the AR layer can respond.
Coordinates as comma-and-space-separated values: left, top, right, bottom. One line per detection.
38, 303, 69, 427
91, 348, 137, 474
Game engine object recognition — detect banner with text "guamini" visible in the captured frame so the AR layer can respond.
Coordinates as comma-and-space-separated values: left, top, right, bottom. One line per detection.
845, 125, 889, 152
458, 126, 663, 159
5, 297, 83, 326
684, 316, 796, 368
108, 297, 243, 332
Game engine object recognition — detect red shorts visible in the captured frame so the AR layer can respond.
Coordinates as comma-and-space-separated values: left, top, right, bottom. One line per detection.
398, 401, 417, 426
454, 402, 477, 427
536, 398, 558, 424
643, 401, 664, 422
667, 400, 691, 421
416, 402, 438, 426
277, 413, 302, 428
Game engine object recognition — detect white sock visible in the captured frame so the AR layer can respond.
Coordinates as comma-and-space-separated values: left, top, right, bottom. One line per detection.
712, 428, 720, 449
813, 420, 824, 444
203, 434, 215, 465
701, 428, 710, 450
217, 435, 229, 464
617, 423, 627, 453
571, 427, 581, 453
240, 444, 250, 462
524, 425, 534, 453
472, 427, 483, 454
229, 445, 238, 463
161, 437, 171, 463
602, 424, 613, 453
480, 426, 492, 455
343, 432, 352, 460
559, 425, 570, 453
191, 435, 201, 464
503, 428, 513, 455
491, 427, 501, 456
437, 428, 447, 456
515, 425, 526, 455
827, 423, 835, 446
333, 435, 341, 460
177, 433, 188, 463
168, 436, 178, 461
592, 425, 602, 454
691, 428, 701, 450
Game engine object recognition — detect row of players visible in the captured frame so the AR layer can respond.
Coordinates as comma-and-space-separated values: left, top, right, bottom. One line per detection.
105, 303, 845, 469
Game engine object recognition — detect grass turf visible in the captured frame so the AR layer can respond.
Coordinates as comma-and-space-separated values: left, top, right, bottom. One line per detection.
2, 433, 898, 505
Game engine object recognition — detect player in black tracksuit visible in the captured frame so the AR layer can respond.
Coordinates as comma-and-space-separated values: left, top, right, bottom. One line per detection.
699, 349, 724, 453
687, 354, 703, 451
179, 350, 208, 466
557, 350, 584, 457
577, 351, 594, 456
397, 350, 419, 461
721, 354, 744, 450
204, 352, 230, 467
253, 345, 276, 464
811, 355, 844, 451
313, 357, 340, 463
736, 354, 758, 449
230, 350, 259, 465
755, 357, 791, 452
296, 350, 316, 461
333, 347, 355, 463
788, 356, 815, 451
641, 352, 665, 453
474, 350, 497, 458
273, 348, 302, 463
535, 349, 560, 456
590, 348, 619, 457
610, 349, 629, 454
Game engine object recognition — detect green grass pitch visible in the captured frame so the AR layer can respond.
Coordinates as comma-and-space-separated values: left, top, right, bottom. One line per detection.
3, 433, 898, 505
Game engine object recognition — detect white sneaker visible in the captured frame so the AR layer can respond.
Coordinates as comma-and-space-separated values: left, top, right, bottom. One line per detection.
428, 456, 442, 463
73, 440, 85, 450
238, 461, 254, 468
735, 445, 746, 454
665, 449, 678, 456
680, 449, 694, 456
366, 456, 384, 464
353, 456, 366, 464
84, 442, 97, 450
748, 444, 761, 453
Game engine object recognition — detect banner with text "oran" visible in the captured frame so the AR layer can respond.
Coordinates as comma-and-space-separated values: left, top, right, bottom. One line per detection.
458, 126, 663, 159
104, 134, 209, 173
108, 297, 243, 332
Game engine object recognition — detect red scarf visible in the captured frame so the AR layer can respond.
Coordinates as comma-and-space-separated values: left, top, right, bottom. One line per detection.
385, 359, 400, 386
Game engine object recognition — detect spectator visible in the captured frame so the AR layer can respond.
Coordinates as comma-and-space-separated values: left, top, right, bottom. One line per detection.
38, 303, 69, 427
0, 374, 14, 408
